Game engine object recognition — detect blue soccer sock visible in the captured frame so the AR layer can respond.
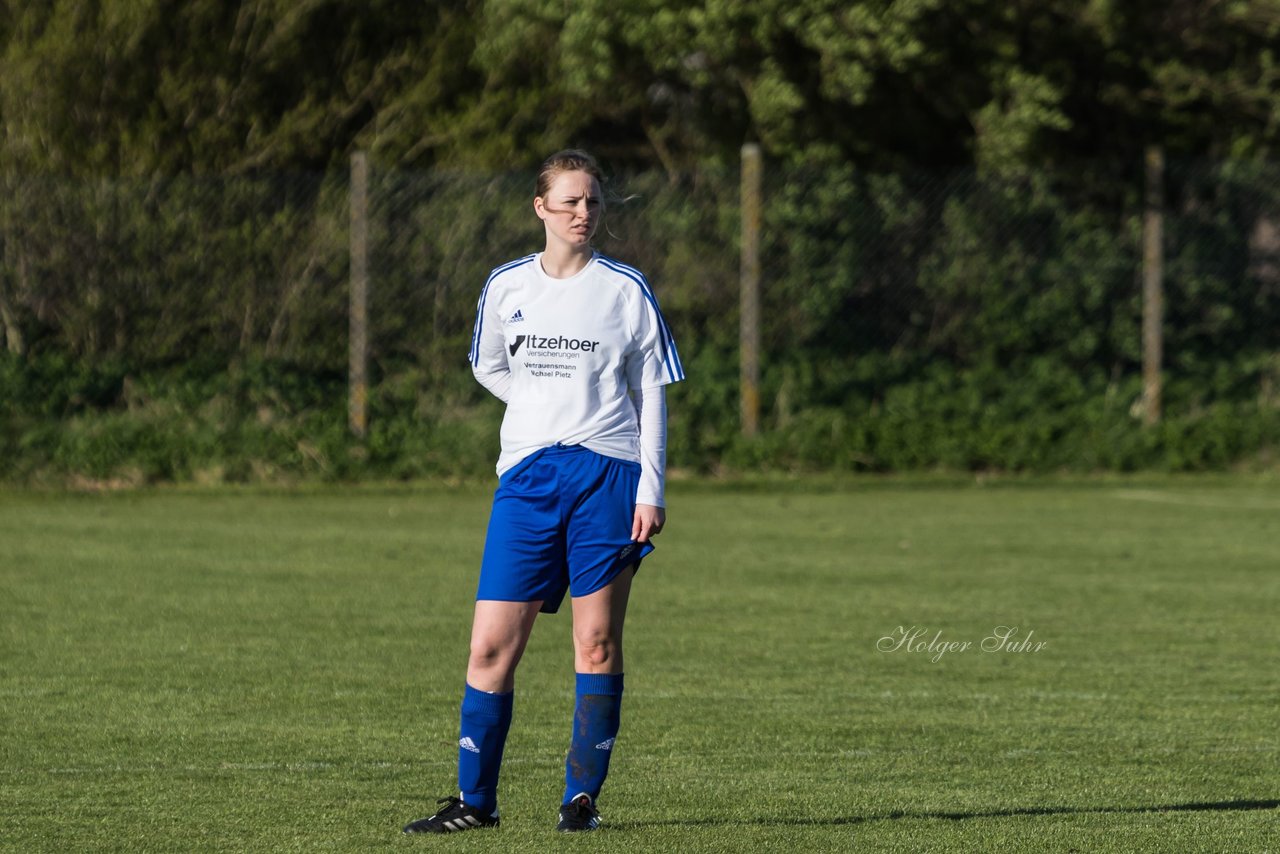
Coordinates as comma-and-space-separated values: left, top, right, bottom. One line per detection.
457, 684, 513, 814
563, 672, 624, 803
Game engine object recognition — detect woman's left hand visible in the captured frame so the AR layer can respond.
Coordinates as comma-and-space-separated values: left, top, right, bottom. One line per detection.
632, 504, 666, 543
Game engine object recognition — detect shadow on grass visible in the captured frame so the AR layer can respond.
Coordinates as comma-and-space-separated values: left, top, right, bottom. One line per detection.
613, 798, 1279, 829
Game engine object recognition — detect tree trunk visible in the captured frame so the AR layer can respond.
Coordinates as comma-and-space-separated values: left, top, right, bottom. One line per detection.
0, 244, 28, 355
0, 288, 25, 355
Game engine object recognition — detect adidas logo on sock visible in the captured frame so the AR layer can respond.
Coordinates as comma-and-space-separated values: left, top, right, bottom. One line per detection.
594, 737, 615, 751
459, 737, 480, 753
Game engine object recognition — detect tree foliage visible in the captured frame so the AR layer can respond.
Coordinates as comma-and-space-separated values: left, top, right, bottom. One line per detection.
1, 0, 1277, 174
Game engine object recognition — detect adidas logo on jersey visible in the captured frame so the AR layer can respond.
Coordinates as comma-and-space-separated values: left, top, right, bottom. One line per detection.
595, 737, 615, 751
507, 309, 525, 323
459, 737, 480, 753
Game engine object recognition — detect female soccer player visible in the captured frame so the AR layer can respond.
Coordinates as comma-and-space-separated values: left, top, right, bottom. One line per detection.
403, 150, 684, 834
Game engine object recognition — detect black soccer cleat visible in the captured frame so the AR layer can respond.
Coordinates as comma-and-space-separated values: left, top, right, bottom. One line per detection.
402, 796, 499, 834
556, 792, 601, 832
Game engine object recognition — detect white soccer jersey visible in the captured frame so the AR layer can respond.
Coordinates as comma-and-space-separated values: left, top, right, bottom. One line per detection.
469, 252, 684, 478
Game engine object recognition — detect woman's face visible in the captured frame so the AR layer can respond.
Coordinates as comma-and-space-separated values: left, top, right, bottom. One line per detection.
535, 170, 602, 249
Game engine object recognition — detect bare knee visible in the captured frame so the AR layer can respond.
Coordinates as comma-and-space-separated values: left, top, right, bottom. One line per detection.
467, 634, 528, 693
469, 637, 516, 674
573, 625, 621, 669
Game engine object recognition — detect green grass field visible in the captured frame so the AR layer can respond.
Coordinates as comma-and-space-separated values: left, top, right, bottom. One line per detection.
2, 478, 1277, 852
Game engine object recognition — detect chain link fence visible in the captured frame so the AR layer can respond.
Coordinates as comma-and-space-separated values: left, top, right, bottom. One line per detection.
1, 157, 1277, 477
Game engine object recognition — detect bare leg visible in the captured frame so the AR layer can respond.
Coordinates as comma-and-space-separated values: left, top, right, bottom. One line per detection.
467, 600, 543, 692
570, 567, 634, 674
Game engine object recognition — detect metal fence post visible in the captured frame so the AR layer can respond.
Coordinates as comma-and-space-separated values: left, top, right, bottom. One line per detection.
740, 143, 762, 438
349, 151, 370, 440
1142, 145, 1164, 426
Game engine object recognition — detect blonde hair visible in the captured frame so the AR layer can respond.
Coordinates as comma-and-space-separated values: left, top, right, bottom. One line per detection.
535, 149, 603, 198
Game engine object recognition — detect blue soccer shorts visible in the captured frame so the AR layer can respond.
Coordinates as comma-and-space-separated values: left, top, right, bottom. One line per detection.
477, 444, 655, 614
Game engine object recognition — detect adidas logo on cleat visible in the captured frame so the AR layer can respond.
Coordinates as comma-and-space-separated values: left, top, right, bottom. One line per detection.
459, 737, 480, 753
443, 815, 485, 831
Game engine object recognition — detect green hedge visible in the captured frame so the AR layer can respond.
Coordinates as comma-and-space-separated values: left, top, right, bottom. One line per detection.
2, 353, 1275, 485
